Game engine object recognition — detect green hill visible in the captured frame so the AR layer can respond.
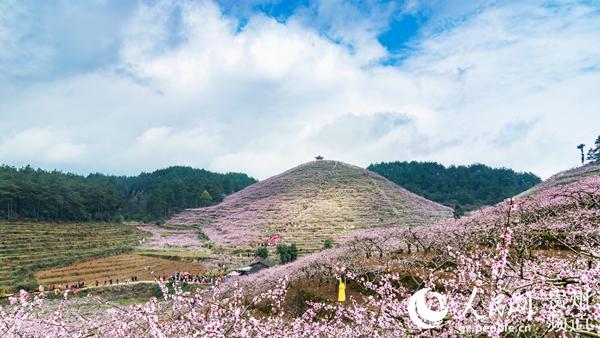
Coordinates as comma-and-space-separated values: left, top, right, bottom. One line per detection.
0, 165, 256, 222
367, 161, 541, 211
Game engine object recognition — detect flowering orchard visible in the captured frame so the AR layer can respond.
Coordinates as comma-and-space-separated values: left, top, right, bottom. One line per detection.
137, 225, 206, 251
1, 176, 600, 337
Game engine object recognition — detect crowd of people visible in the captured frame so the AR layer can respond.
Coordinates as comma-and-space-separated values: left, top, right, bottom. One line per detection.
39, 281, 86, 293
160, 271, 224, 285
96, 275, 140, 287
33, 271, 235, 295
37, 276, 141, 294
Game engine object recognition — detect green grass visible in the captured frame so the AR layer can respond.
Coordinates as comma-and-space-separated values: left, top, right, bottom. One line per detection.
0, 222, 146, 291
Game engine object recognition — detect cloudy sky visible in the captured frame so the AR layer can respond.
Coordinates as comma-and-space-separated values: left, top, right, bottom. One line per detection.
0, 0, 599, 180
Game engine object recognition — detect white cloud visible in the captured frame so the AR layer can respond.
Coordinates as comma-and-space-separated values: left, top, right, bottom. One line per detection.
0, 1, 54, 80
0, 0, 599, 179
398, 1, 600, 177
125, 126, 221, 170
0, 127, 86, 164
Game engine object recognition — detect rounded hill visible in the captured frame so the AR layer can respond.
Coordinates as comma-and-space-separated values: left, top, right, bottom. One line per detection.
168, 160, 452, 253
517, 163, 600, 197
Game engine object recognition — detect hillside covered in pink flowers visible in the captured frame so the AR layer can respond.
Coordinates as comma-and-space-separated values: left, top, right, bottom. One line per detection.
3, 163, 600, 337
519, 163, 600, 197
167, 160, 453, 253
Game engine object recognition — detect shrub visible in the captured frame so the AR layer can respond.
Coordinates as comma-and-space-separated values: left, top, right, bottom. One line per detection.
453, 204, 465, 219
323, 238, 333, 249
0, 287, 9, 298
255, 247, 269, 259
276, 243, 298, 264
150, 284, 163, 299
290, 244, 298, 261
113, 214, 125, 224
197, 230, 209, 241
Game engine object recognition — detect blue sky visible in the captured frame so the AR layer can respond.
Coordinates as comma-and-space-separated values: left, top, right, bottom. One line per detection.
1, 0, 599, 179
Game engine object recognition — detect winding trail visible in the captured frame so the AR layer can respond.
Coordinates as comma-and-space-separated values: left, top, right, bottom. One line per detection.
370, 177, 402, 218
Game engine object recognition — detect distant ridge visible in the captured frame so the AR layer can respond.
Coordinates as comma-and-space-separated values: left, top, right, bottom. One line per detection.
168, 160, 452, 253
368, 161, 541, 211
518, 163, 600, 197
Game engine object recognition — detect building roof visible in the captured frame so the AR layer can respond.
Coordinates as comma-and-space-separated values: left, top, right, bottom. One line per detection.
234, 266, 252, 272
251, 258, 276, 267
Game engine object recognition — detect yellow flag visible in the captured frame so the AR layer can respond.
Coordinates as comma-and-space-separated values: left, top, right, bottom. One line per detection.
338, 279, 346, 302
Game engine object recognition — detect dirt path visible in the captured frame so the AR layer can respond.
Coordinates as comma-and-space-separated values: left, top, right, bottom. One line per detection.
370, 177, 402, 218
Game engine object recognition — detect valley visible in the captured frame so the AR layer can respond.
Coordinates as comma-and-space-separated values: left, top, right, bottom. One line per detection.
2, 160, 452, 293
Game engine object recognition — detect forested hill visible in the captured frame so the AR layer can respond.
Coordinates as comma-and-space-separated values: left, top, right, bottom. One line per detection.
0, 165, 256, 222
367, 161, 541, 212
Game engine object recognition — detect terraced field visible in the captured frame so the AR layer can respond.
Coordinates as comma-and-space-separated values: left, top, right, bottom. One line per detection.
0, 222, 145, 290
36, 253, 204, 287
518, 162, 600, 197
169, 160, 452, 254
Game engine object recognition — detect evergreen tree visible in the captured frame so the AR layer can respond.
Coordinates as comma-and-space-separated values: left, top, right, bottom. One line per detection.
368, 161, 541, 211
453, 204, 464, 219
577, 144, 586, 164
255, 247, 269, 259
276, 244, 290, 263
276, 243, 298, 263
201, 190, 213, 204
587, 136, 600, 164
0, 165, 256, 221
290, 244, 298, 261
